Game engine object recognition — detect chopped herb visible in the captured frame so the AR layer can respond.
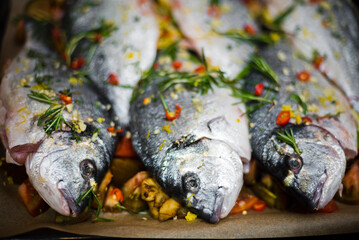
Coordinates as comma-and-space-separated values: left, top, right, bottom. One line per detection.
219, 31, 275, 45
272, 4, 296, 27
27, 90, 73, 135
65, 19, 117, 65
27, 49, 46, 71
276, 128, 301, 155
209, 0, 221, 6
249, 55, 280, 86
76, 185, 114, 222
290, 93, 307, 114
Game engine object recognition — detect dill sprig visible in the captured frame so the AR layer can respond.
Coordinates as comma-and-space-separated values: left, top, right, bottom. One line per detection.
76, 185, 114, 222
249, 55, 280, 86
27, 90, 72, 134
276, 128, 301, 155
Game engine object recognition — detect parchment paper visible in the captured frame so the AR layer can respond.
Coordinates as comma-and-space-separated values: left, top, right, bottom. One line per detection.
1, 1, 359, 238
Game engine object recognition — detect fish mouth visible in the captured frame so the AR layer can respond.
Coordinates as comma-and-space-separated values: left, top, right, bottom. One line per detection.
313, 172, 327, 209
57, 181, 80, 217
202, 189, 225, 224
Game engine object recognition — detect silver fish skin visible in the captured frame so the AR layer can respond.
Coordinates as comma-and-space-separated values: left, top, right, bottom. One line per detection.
170, 0, 256, 79
130, 49, 251, 223
245, 41, 357, 210
265, 0, 359, 114
68, 0, 159, 127
0, 25, 117, 217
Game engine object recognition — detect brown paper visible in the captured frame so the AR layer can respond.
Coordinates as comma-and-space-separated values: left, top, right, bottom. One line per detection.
1, 1, 359, 238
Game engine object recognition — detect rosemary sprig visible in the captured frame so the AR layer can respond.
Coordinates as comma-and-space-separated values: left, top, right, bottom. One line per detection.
219, 31, 274, 45
65, 19, 117, 65
76, 185, 114, 222
27, 90, 72, 134
290, 93, 307, 114
249, 55, 280, 86
276, 128, 301, 155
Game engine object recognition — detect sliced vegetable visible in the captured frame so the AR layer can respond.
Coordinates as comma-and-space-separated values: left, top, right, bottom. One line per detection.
165, 104, 182, 121
335, 159, 359, 205
254, 83, 264, 96
107, 73, 119, 85
172, 60, 182, 70
121, 171, 149, 213
71, 57, 85, 70
158, 198, 181, 221
252, 200, 266, 211
230, 195, 258, 215
301, 116, 313, 124
18, 179, 49, 217
276, 110, 290, 126
103, 185, 122, 212
115, 135, 138, 158
60, 93, 72, 104
244, 24, 256, 35
296, 70, 311, 82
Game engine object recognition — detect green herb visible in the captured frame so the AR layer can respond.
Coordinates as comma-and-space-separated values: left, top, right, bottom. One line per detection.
276, 128, 301, 155
65, 19, 117, 65
27, 90, 72, 134
315, 112, 342, 120
290, 93, 307, 114
161, 41, 179, 61
34, 74, 53, 85
27, 49, 46, 71
272, 4, 296, 27
249, 55, 280, 86
219, 31, 274, 45
231, 88, 274, 104
209, 0, 221, 6
76, 185, 114, 222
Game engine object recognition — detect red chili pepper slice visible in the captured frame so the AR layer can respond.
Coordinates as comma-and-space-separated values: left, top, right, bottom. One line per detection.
71, 57, 86, 70
254, 83, 264, 96
207, 5, 221, 18
229, 195, 258, 215
153, 62, 159, 70
252, 200, 266, 211
296, 70, 311, 82
93, 33, 104, 44
172, 60, 182, 70
60, 94, 72, 104
165, 104, 182, 121
276, 110, 290, 126
301, 116, 313, 124
313, 56, 324, 69
107, 73, 119, 85
110, 188, 124, 203
107, 127, 124, 134
194, 65, 206, 73
244, 24, 256, 35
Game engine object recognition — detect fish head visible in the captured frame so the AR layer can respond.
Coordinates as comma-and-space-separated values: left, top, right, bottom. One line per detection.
161, 136, 243, 223
263, 124, 345, 210
26, 131, 109, 216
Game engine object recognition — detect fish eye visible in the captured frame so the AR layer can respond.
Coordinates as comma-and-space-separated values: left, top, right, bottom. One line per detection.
79, 159, 96, 180
182, 172, 200, 193
288, 156, 302, 174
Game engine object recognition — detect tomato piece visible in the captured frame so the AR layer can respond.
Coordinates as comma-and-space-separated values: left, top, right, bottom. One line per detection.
229, 195, 258, 215
107, 73, 119, 85
60, 94, 72, 104
244, 24, 256, 35
115, 135, 138, 158
301, 116, 313, 124
313, 55, 324, 69
296, 70, 311, 82
207, 5, 221, 18
252, 200, 266, 211
111, 188, 124, 203
276, 110, 290, 126
254, 83, 264, 96
313, 200, 338, 213
194, 65, 206, 73
172, 61, 182, 70
71, 57, 86, 70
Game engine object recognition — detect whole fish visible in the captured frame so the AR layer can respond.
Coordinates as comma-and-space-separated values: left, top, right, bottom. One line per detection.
130, 47, 251, 223
244, 41, 357, 209
0, 23, 118, 216
67, 0, 159, 127
170, 0, 256, 79
264, 0, 359, 115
